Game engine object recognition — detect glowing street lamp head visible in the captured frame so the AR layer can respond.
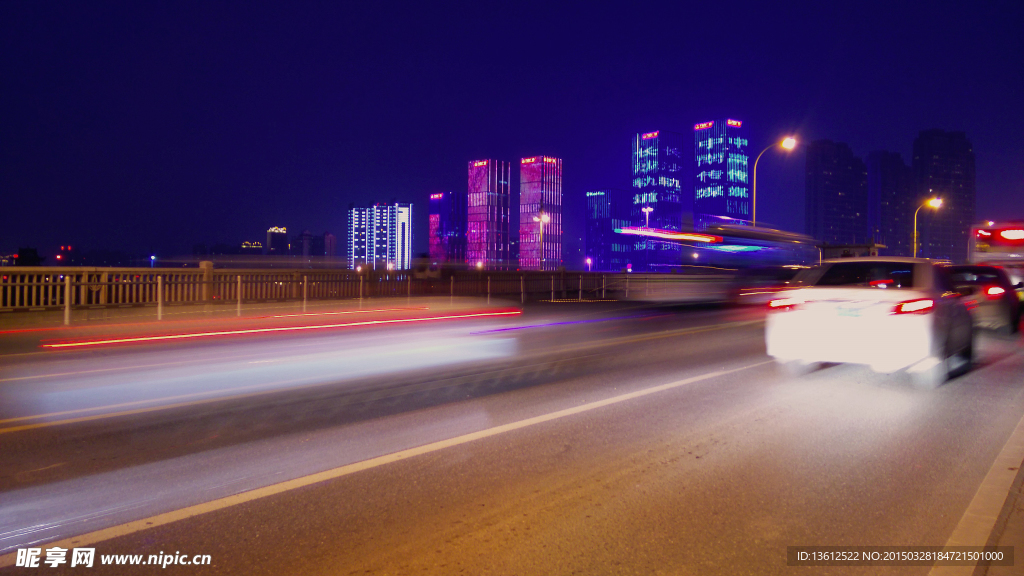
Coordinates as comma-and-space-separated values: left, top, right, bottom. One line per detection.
533, 213, 550, 223
781, 137, 797, 151
927, 197, 943, 209
476, 261, 483, 269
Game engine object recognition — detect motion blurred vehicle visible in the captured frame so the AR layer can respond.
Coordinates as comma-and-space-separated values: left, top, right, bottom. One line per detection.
969, 221, 1024, 300
949, 265, 1021, 335
727, 265, 807, 306
765, 258, 973, 388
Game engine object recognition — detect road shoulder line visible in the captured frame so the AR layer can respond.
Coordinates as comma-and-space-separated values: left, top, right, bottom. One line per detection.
929, 381, 1024, 576
0, 360, 770, 566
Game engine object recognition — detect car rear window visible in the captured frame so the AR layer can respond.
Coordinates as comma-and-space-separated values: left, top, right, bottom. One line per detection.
814, 262, 916, 289
950, 269, 1004, 285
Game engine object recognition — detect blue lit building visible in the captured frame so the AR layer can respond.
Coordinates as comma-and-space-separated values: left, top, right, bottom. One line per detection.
632, 130, 684, 271
585, 189, 632, 272
428, 190, 467, 263
348, 203, 414, 270
693, 119, 750, 230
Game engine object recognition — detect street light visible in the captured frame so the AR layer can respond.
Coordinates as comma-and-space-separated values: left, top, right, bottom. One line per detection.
641, 206, 653, 228
913, 197, 943, 257
752, 136, 798, 227
533, 211, 550, 270
586, 257, 592, 271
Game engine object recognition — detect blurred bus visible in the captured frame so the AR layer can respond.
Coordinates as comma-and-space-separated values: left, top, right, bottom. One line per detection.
969, 221, 1024, 299
701, 224, 820, 268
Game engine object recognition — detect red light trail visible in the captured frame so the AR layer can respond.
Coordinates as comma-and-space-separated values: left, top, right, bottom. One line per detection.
41, 309, 522, 349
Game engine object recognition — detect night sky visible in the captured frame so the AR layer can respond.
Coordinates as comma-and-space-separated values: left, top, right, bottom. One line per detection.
3, 1, 1022, 265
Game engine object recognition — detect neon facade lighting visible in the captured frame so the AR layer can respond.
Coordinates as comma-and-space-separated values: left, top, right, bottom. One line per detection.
694, 121, 714, 131
727, 119, 742, 127
641, 131, 659, 139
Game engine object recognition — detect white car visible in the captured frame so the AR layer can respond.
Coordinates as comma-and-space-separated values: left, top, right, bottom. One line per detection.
765, 258, 974, 388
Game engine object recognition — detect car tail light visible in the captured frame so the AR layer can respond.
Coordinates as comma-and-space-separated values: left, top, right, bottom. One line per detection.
892, 298, 934, 315
768, 297, 802, 311
985, 285, 1006, 299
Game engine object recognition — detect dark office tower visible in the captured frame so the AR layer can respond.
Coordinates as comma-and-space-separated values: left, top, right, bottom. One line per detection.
913, 130, 976, 263
265, 227, 289, 255
293, 230, 314, 256
466, 160, 511, 269
519, 156, 562, 271
805, 140, 869, 245
428, 190, 467, 263
323, 232, 336, 257
633, 130, 684, 271
693, 120, 750, 230
867, 151, 916, 256
585, 189, 632, 272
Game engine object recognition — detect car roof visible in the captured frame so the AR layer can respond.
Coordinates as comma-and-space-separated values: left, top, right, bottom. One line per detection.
950, 264, 1003, 271
820, 257, 932, 264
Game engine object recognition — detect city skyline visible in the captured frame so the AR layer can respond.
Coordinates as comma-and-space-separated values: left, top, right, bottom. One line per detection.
1, 3, 1020, 262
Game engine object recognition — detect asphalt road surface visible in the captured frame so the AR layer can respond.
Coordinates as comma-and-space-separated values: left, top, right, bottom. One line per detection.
1, 300, 1022, 575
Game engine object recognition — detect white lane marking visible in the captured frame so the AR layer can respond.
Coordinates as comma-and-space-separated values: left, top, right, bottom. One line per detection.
929, 388, 1024, 576
0, 360, 770, 565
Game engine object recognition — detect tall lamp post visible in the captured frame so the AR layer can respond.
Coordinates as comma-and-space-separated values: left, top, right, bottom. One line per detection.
533, 211, 550, 270
752, 136, 798, 227
641, 206, 653, 228
913, 197, 943, 257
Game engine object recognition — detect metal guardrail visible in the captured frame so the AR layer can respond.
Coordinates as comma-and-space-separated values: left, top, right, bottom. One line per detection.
0, 267, 731, 324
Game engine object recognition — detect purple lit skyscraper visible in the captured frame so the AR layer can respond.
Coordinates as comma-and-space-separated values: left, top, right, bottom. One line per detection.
466, 160, 510, 269
519, 156, 562, 271
428, 190, 467, 263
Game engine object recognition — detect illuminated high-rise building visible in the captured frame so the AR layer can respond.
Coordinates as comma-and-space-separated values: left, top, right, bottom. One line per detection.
585, 189, 632, 272
913, 129, 975, 263
693, 119, 750, 230
265, 226, 288, 255
519, 156, 562, 271
633, 130, 684, 271
428, 190, 467, 263
467, 160, 511, 269
347, 203, 413, 270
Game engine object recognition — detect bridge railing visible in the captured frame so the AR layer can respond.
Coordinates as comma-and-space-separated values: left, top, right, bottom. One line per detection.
1, 267, 732, 323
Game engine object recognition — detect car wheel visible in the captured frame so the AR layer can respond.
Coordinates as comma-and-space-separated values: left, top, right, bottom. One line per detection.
777, 359, 817, 377
951, 329, 973, 376
997, 301, 1015, 336
911, 356, 948, 389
